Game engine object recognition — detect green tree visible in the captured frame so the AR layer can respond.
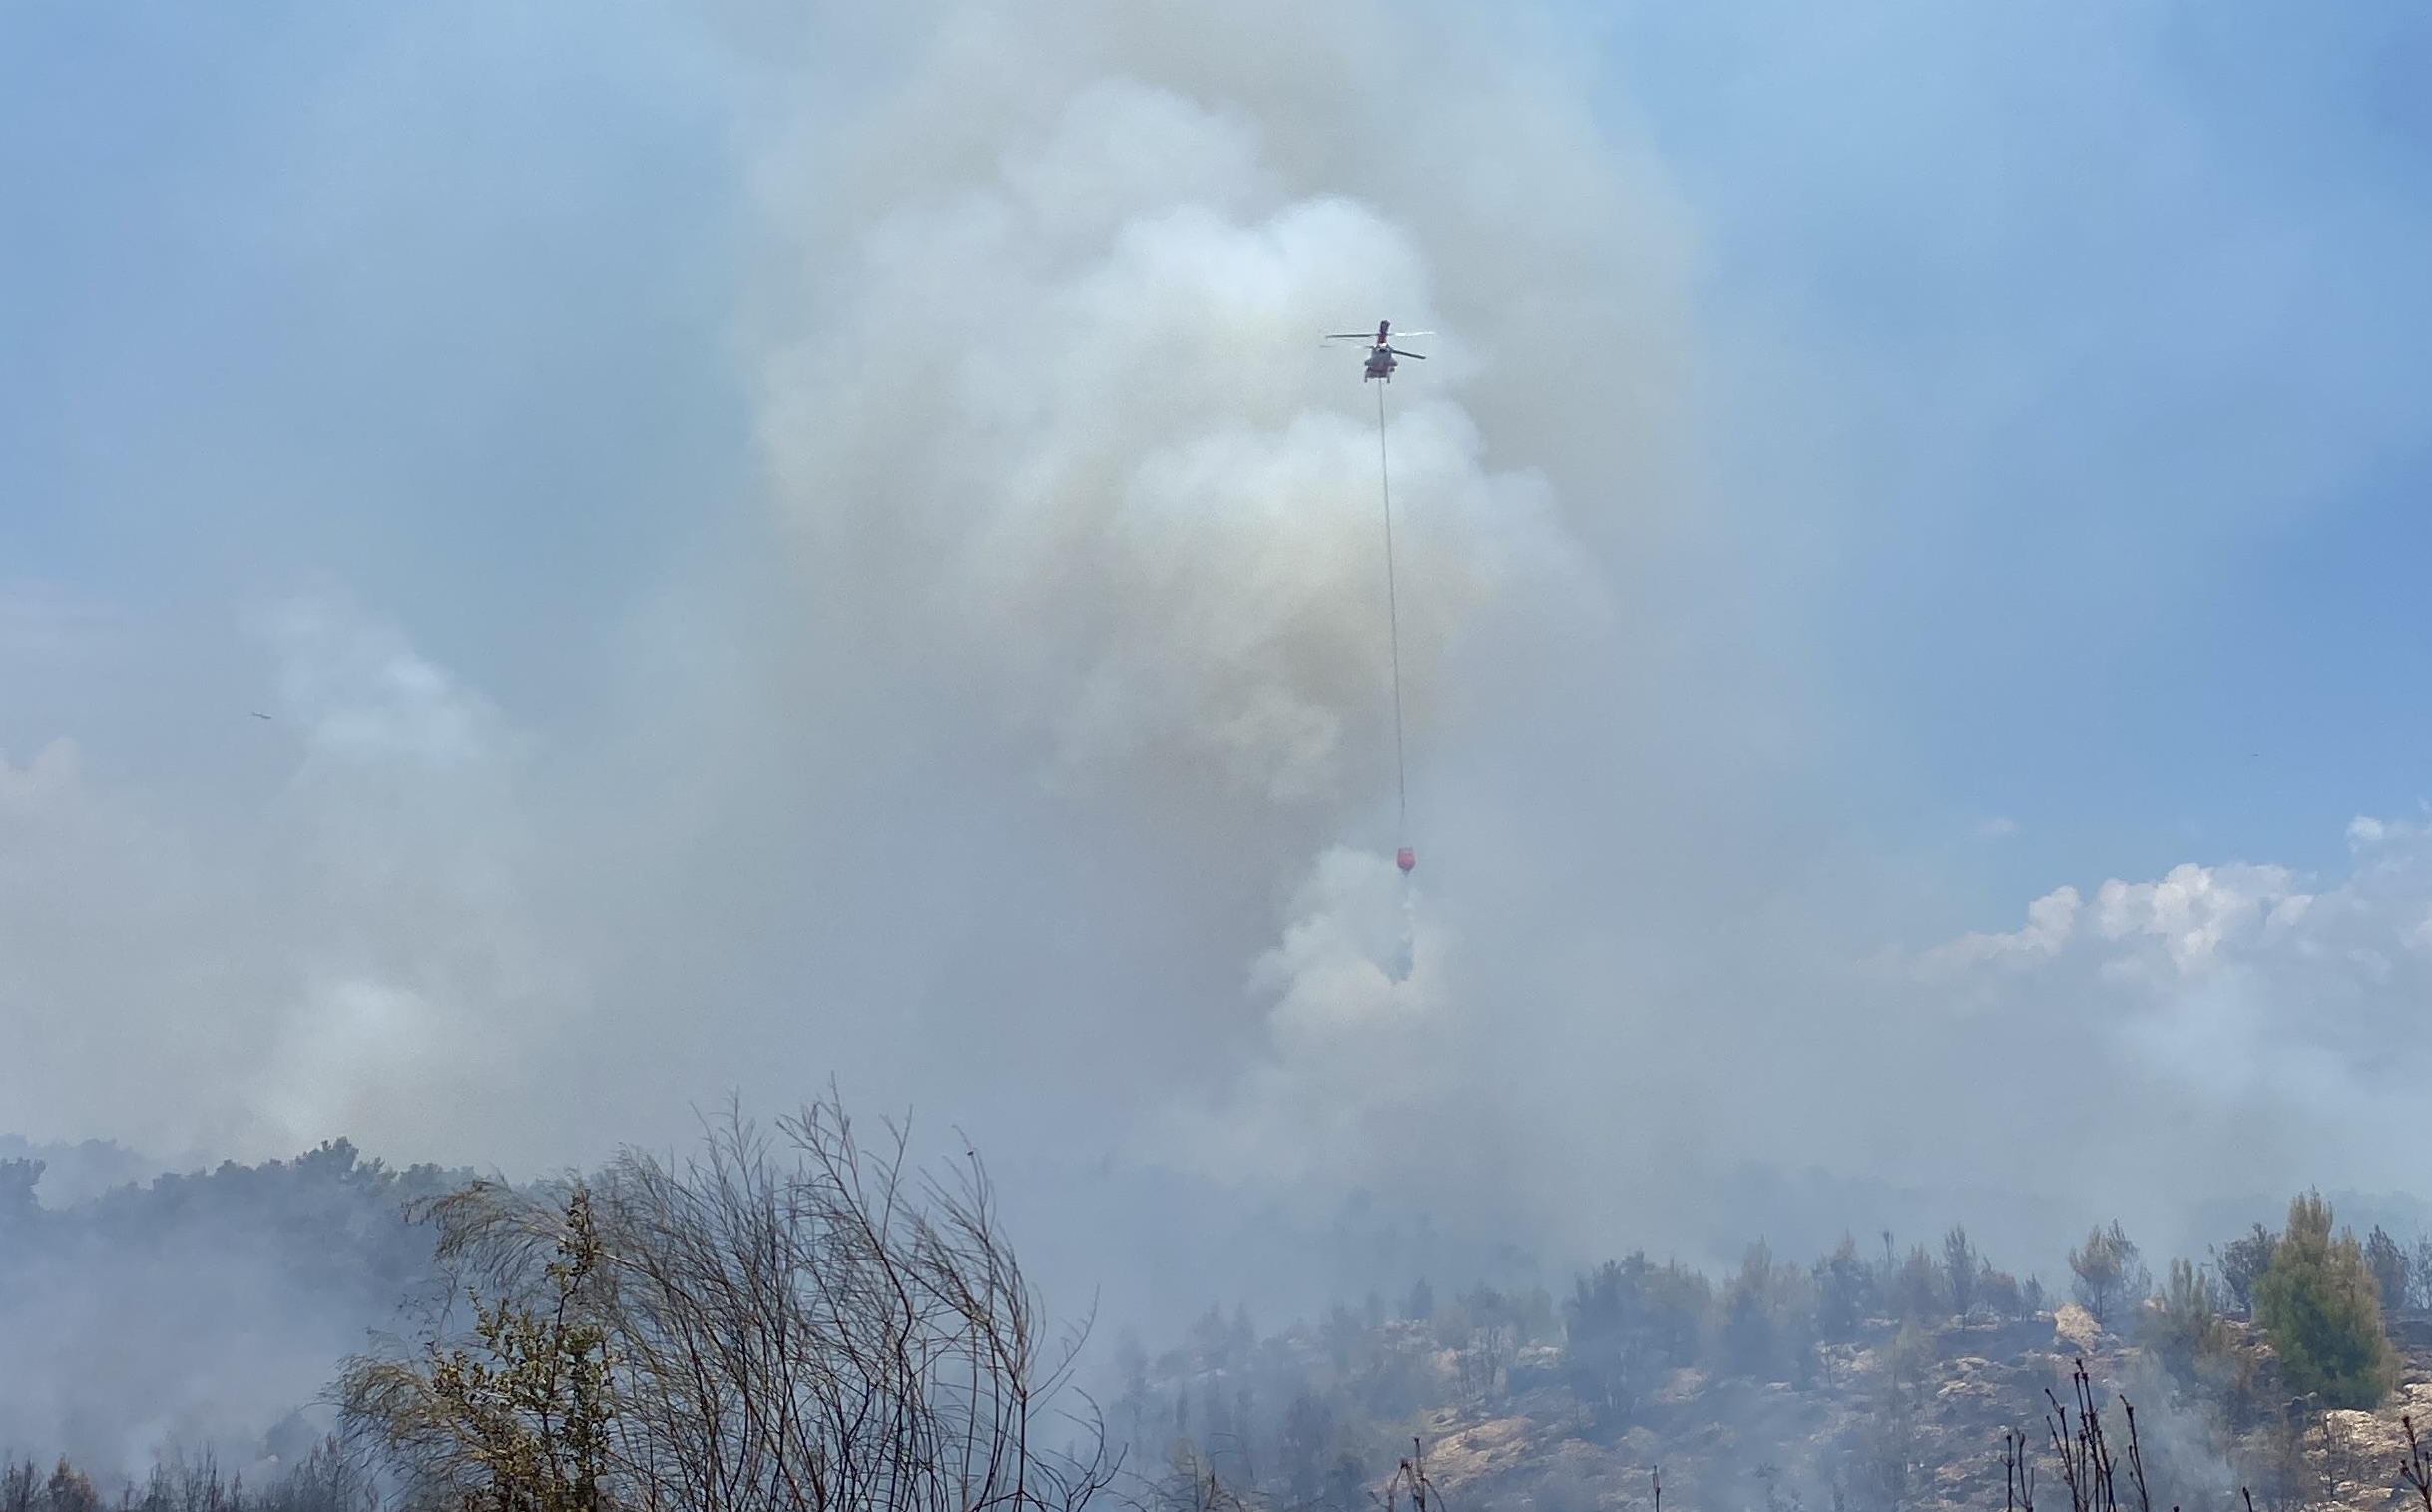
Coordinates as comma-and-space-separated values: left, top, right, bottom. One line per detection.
2365, 1225, 2411, 1316
2252, 1192, 2397, 1409
2214, 1223, 2277, 1316
343, 1187, 614, 1512
2143, 1258, 2227, 1382
2068, 1222, 2149, 1328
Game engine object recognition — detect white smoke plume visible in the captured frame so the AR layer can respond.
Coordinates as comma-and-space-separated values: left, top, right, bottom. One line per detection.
728, 0, 1747, 1237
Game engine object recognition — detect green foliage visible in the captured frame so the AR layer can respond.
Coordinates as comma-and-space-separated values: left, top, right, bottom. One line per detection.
2214, 1223, 2277, 1315
2365, 1225, 2411, 1315
2068, 1222, 2150, 1327
2143, 1258, 2228, 1382
2251, 1192, 2397, 1410
350, 1186, 614, 1512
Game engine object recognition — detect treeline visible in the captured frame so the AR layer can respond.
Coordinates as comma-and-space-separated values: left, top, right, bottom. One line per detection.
0, 1445, 370, 1512
1109, 1225, 2050, 1492
5, 1110, 2424, 1512
0, 1140, 474, 1482
1113, 1191, 2420, 1511
0, 1138, 466, 1305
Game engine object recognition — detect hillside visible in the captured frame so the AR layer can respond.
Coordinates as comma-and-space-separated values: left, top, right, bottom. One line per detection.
1120, 1250, 2432, 1512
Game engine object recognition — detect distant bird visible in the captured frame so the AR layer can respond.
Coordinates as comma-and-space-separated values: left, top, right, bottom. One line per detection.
250, 711, 272, 721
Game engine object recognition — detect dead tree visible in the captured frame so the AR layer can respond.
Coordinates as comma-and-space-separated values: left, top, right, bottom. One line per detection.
2004, 1429, 2036, 1512
2040, 1360, 2150, 1512
2400, 1414, 2432, 1512
1371, 1441, 1438, 1512
343, 1092, 1117, 1512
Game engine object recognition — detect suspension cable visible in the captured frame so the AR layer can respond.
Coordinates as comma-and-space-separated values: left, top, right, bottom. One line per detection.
1376, 380, 1408, 847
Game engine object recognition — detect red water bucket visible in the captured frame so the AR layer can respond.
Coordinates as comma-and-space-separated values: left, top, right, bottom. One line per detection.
1396, 847, 1415, 873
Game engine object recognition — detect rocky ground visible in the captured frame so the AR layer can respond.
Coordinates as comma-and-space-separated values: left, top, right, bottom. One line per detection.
1400, 1310, 2432, 1512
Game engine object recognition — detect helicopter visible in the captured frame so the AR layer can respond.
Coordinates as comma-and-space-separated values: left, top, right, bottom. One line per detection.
1325, 319, 1431, 382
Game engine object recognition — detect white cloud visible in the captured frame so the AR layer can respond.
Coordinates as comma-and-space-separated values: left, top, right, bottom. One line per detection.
1895, 814, 2432, 1195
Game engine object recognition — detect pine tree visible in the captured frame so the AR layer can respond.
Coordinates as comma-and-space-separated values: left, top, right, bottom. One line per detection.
2253, 1191, 2397, 1409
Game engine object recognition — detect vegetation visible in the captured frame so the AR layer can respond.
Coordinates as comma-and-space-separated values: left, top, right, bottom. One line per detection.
340, 1095, 1114, 1512
14, 1117, 2432, 1512
2142, 1257, 2227, 1382
2069, 1222, 2152, 1329
0, 1444, 371, 1512
2250, 1192, 2398, 1409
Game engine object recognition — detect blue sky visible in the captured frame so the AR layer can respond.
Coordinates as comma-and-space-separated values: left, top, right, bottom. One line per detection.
6, 0, 2432, 1306
1, 3, 744, 755
10, 2, 2428, 908
1592, 1, 2432, 917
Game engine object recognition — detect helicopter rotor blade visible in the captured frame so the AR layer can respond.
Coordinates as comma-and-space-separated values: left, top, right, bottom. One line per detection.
1386, 347, 1427, 359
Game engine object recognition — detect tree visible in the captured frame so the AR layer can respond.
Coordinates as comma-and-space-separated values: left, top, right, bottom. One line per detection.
1719, 1241, 1815, 1384
1277, 1391, 1335, 1505
343, 1094, 1115, 1512
1812, 1233, 1875, 1343
2215, 1223, 2277, 1316
2143, 1258, 2227, 1382
1892, 1244, 1944, 1322
1942, 1227, 1980, 1319
1643, 1259, 1715, 1366
0, 1160, 42, 1228
1563, 1258, 1649, 1426
344, 1186, 614, 1512
1562, 1254, 1711, 1428
2068, 1222, 2150, 1328
1980, 1268, 2024, 1322
2366, 1225, 2411, 1315
2252, 1192, 2398, 1409
44, 1462, 97, 1512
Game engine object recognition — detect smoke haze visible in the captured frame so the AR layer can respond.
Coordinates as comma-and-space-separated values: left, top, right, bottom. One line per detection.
6, 0, 2432, 1462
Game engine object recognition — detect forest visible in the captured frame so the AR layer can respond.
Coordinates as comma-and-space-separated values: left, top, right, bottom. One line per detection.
5, 1106, 2431, 1512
